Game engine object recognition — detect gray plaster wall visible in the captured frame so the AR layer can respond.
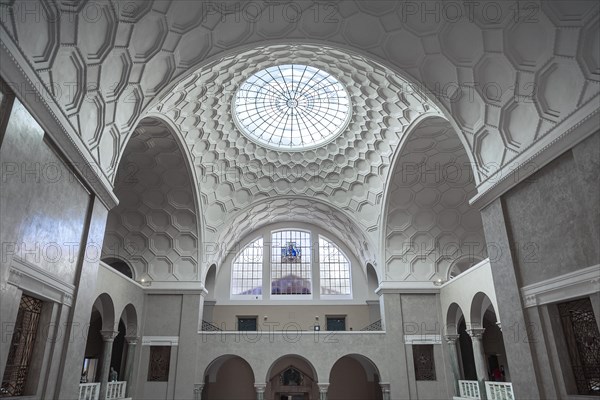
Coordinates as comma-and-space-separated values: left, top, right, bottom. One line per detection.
502, 132, 600, 287
136, 293, 200, 400
0, 97, 112, 399
0, 99, 91, 285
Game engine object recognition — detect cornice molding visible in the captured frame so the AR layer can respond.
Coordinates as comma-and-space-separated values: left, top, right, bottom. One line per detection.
520, 264, 600, 308
142, 336, 179, 346
375, 281, 440, 295
0, 26, 118, 210
470, 98, 600, 210
404, 334, 442, 344
8, 256, 76, 307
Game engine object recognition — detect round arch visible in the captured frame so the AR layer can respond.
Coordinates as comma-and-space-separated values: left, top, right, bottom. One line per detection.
202, 355, 255, 400
92, 293, 115, 331
265, 354, 319, 384
446, 302, 466, 335
470, 292, 495, 328
328, 354, 382, 400
101, 116, 201, 282
380, 116, 486, 282
118, 303, 138, 337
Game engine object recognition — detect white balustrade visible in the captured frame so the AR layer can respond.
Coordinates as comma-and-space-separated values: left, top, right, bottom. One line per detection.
458, 380, 481, 399
79, 382, 127, 400
79, 383, 100, 400
485, 381, 514, 400
106, 381, 127, 399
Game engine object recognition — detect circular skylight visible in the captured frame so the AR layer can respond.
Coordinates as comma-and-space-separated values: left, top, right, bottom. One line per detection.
233, 64, 351, 150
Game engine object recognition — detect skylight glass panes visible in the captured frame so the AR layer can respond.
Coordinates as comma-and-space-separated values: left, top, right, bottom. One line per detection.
233, 64, 351, 150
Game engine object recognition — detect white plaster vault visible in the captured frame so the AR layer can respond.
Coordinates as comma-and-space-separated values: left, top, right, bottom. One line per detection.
1, 0, 599, 279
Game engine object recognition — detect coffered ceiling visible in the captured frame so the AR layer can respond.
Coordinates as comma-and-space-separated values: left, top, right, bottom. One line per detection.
1, 0, 598, 278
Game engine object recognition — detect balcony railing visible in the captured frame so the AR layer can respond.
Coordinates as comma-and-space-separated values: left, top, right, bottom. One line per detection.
79, 383, 100, 400
458, 380, 480, 399
201, 320, 222, 331
78, 382, 127, 400
455, 381, 514, 400
360, 319, 383, 331
485, 382, 514, 400
106, 381, 127, 399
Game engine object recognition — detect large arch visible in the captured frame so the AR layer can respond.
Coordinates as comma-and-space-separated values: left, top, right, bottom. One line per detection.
101, 116, 201, 282
328, 354, 382, 400
212, 195, 377, 271
202, 355, 255, 400
382, 116, 487, 281
265, 354, 319, 400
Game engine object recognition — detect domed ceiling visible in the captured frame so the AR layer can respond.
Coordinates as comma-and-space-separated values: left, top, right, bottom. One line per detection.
1, 0, 598, 278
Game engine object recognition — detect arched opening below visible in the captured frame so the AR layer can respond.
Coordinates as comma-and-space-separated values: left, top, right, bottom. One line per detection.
203, 356, 255, 400
482, 310, 509, 382
82, 309, 103, 383
328, 355, 382, 400
266, 355, 318, 400
109, 320, 126, 380
458, 318, 477, 380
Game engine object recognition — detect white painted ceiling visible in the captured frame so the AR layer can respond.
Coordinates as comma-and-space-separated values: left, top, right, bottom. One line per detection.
2, 0, 598, 280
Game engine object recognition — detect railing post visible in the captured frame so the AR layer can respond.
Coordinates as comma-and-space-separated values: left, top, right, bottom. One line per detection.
99, 331, 118, 400
467, 328, 488, 399
444, 334, 461, 396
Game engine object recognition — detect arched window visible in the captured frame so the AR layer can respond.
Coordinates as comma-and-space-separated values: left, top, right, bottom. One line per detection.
271, 230, 312, 296
231, 238, 263, 297
229, 228, 354, 300
319, 236, 351, 297
102, 258, 134, 279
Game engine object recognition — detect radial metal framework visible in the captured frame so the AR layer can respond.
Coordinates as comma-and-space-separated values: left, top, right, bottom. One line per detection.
233, 64, 351, 150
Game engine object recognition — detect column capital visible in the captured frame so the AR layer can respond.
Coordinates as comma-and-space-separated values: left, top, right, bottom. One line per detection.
318, 383, 330, 393
193, 383, 205, 400
254, 383, 266, 393
467, 328, 485, 339
124, 335, 139, 344
444, 334, 460, 344
380, 382, 391, 400
100, 330, 119, 342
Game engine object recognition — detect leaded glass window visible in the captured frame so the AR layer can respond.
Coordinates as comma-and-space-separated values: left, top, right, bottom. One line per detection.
231, 237, 263, 297
233, 65, 351, 150
271, 230, 312, 296
413, 345, 436, 381
319, 236, 351, 297
147, 346, 171, 382
558, 297, 600, 395
1, 294, 43, 397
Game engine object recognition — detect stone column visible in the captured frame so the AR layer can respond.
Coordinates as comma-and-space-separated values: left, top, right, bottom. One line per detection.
468, 327, 488, 396
444, 334, 461, 395
380, 382, 391, 400
99, 330, 119, 400
123, 336, 138, 398
254, 383, 266, 400
193, 383, 205, 400
318, 383, 329, 400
